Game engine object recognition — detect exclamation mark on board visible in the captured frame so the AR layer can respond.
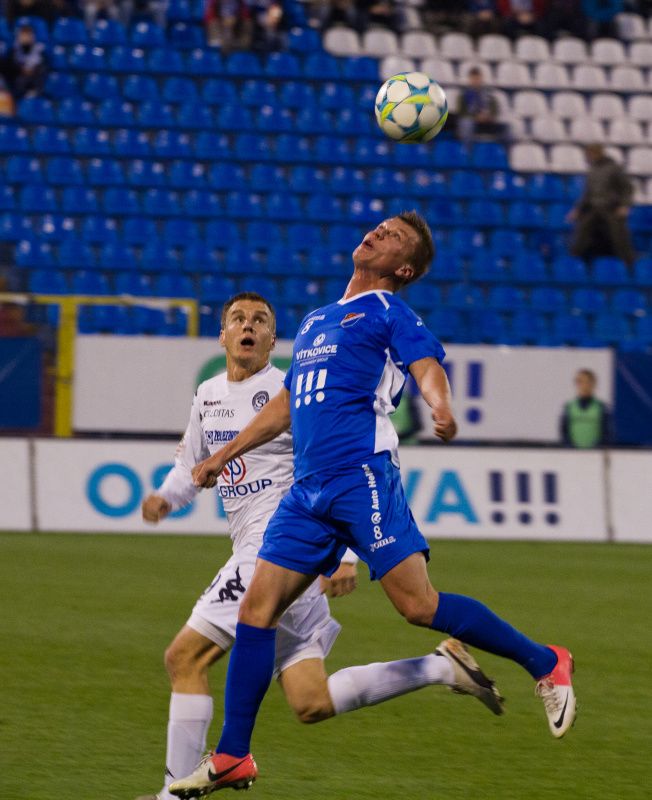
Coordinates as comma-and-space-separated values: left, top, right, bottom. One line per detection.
466, 362, 483, 424
543, 472, 560, 525
516, 472, 531, 525
489, 471, 505, 524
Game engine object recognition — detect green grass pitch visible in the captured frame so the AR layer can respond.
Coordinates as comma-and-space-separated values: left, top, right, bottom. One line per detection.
2, 532, 651, 800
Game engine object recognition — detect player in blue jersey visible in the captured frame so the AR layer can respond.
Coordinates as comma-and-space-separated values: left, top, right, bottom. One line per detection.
170, 212, 577, 797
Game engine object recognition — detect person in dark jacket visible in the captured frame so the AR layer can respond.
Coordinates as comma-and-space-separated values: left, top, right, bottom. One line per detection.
455, 66, 506, 144
568, 143, 635, 266
560, 368, 612, 448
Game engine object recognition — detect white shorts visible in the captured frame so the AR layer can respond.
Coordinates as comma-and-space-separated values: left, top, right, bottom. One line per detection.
187, 550, 341, 677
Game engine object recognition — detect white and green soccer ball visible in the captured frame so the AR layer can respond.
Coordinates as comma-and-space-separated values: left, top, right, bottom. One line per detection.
375, 72, 448, 143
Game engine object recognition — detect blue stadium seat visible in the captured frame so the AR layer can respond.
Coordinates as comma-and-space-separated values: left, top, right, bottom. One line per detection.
225, 51, 262, 78
611, 289, 647, 315
470, 253, 510, 283
123, 216, 156, 246
57, 239, 97, 270
56, 98, 96, 125
45, 72, 79, 99
593, 257, 630, 286
306, 194, 343, 223
450, 171, 485, 199
226, 192, 264, 220
489, 229, 524, 257
203, 77, 240, 106
168, 0, 195, 22
143, 189, 179, 218
473, 309, 508, 343
0, 125, 29, 153
177, 102, 214, 131
15, 240, 54, 270
276, 134, 313, 163
162, 77, 198, 104
68, 44, 106, 71
162, 219, 200, 247
551, 313, 590, 345
634, 258, 652, 287
152, 130, 193, 158
468, 200, 505, 227
15, 15, 49, 41
267, 192, 302, 222
169, 160, 206, 189
250, 164, 286, 192
319, 81, 355, 112
256, 105, 294, 133
329, 166, 365, 196
193, 131, 230, 160
184, 243, 221, 275
183, 190, 223, 219
124, 75, 159, 102
19, 185, 56, 213
148, 46, 184, 75
7, 156, 43, 184
234, 132, 274, 163
97, 99, 136, 127
512, 252, 548, 284
204, 219, 239, 248
266, 52, 300, 79
0, 212, 30, 241
288, 27, 321, 53
53, 16, 88, 45
109, 45, 147, 74
81, 215, 118, 245
169, 22, 203, 49
304, 52, 341, 80
432, 139, 467, 169
633, 316, 652, 346
33, 126, 72, 155
18, 96, 54, 124
314, 134, 352, 164
552, 255, 589, 285
98, 242, 138, 270
72, 128, 111, 156
127, 159, 166, 187
224, 243, 265, 275
593, 312, 631, 345
216, 105, 254, 133
426, 309, 463, 341
472, 142, 509, 169
446, 283, 485, 310
431, 248, 465, 282
507, 201, 546, 229
141, 241, 180, 272
90, 19, 127, 46
115, 273, 154, 296
246, 221, 279, 249
509, 310, 550, 345
28, 269, 69, 294
46, 157, 84, 185
347, 195, 384, 225
103, 188, 141, 216
83, 73, 120, 100
112, 128, 150, 157
71, 270, 110, 294
352, 137, 391, 167
487, 171, 526, 200
287, 223, 321, 251
286, 166, 322, 193
277, 81, 312, 110
185, 48, 224, 76
0, 186, 15, 212
487, 286, 526, 311
138, 101, 176, 128
62, 187, 100, 214
208, 162, 245, 191
529, 287, 567, 313
526, 173, 566, 201
341, 56, 377, 81
154, 273, 195, 298
87, 158, 126, 186
131, 21, 166, 47
280, 277, 321, 306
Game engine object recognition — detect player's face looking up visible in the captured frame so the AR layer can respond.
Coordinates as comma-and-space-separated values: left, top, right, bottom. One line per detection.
219, 299, 276, 375
353, 217, 420, 287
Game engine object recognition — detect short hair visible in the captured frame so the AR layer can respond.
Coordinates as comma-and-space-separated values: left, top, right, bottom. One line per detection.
396, 210, 435, 286
220, 292, 276, 333
576, 368, 596, 382
468, 66, 482, 77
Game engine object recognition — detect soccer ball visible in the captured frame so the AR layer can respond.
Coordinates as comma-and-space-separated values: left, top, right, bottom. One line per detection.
375, 72, 448, 143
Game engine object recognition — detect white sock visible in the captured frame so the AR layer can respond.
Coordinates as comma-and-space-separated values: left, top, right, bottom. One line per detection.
327, 654, 455, 715
159, 693, 214, 800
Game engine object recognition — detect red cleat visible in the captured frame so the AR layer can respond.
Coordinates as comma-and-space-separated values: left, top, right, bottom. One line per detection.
168, 752, 258, 798
535, 645, 577, 738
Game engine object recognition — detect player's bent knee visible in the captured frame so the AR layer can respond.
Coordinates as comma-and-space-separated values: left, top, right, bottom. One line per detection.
164, 641, 201, 680
399, 598, 438, 628
293, 699, 333, 724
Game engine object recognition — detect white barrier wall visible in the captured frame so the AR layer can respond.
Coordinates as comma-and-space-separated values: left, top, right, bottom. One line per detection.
73, 337, 613, 443
0, 438, 31, 531
4, 438, 645, 542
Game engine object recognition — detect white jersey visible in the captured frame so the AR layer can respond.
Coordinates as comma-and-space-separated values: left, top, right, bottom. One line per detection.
159, 363, 293, 554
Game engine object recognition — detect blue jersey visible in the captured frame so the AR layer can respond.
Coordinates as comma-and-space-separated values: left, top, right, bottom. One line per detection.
283, 289, 445, 481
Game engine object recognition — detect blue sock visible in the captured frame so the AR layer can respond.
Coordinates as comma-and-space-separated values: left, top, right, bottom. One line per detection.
431, 592, 557, 680
216, 622, 276, 757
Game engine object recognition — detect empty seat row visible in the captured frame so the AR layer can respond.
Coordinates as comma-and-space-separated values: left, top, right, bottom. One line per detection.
511, 143, 652, 176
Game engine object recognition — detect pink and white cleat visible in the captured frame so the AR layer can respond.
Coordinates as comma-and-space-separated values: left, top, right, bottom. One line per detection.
535, 645, 577, 738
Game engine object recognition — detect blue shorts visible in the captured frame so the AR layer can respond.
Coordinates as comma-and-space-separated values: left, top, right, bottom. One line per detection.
259, 453, 429, 581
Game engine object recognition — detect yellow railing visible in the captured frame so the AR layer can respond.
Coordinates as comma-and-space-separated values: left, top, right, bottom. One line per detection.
0, 293, 198, 437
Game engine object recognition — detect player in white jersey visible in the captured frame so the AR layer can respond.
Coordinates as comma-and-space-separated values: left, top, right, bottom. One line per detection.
136, 292, 504, 800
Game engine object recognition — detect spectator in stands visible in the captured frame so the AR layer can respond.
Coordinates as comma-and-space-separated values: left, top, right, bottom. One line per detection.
582, 0, 621, 38
251, 0, 285, 50
0, 23, 47, 100
0, 77, 15, 116
568, 144, 635, 267
6, 0, 54, 24
454, 66, 506, 145
560, 369, 612, 448
497, 0, 546, 37
357, 0, 405, 31
466, 0, 502, 37
82, 0, 122, 28
205, 0, 252, 49
538, 0, 589, 40
122, 0, 169, 28
310, 0, 358, 28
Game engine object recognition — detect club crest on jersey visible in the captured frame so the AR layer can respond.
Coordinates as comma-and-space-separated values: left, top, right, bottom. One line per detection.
341, 312, 365, 328
252, 390, 269, 412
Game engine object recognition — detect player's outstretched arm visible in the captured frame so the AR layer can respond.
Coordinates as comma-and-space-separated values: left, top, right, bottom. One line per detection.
192, 387, 292, 488
409, 357, 457, 442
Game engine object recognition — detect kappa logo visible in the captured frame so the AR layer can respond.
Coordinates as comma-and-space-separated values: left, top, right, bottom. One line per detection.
252, 390, 269, 412
209, 566, 247, 604
341, 312, 365, 328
